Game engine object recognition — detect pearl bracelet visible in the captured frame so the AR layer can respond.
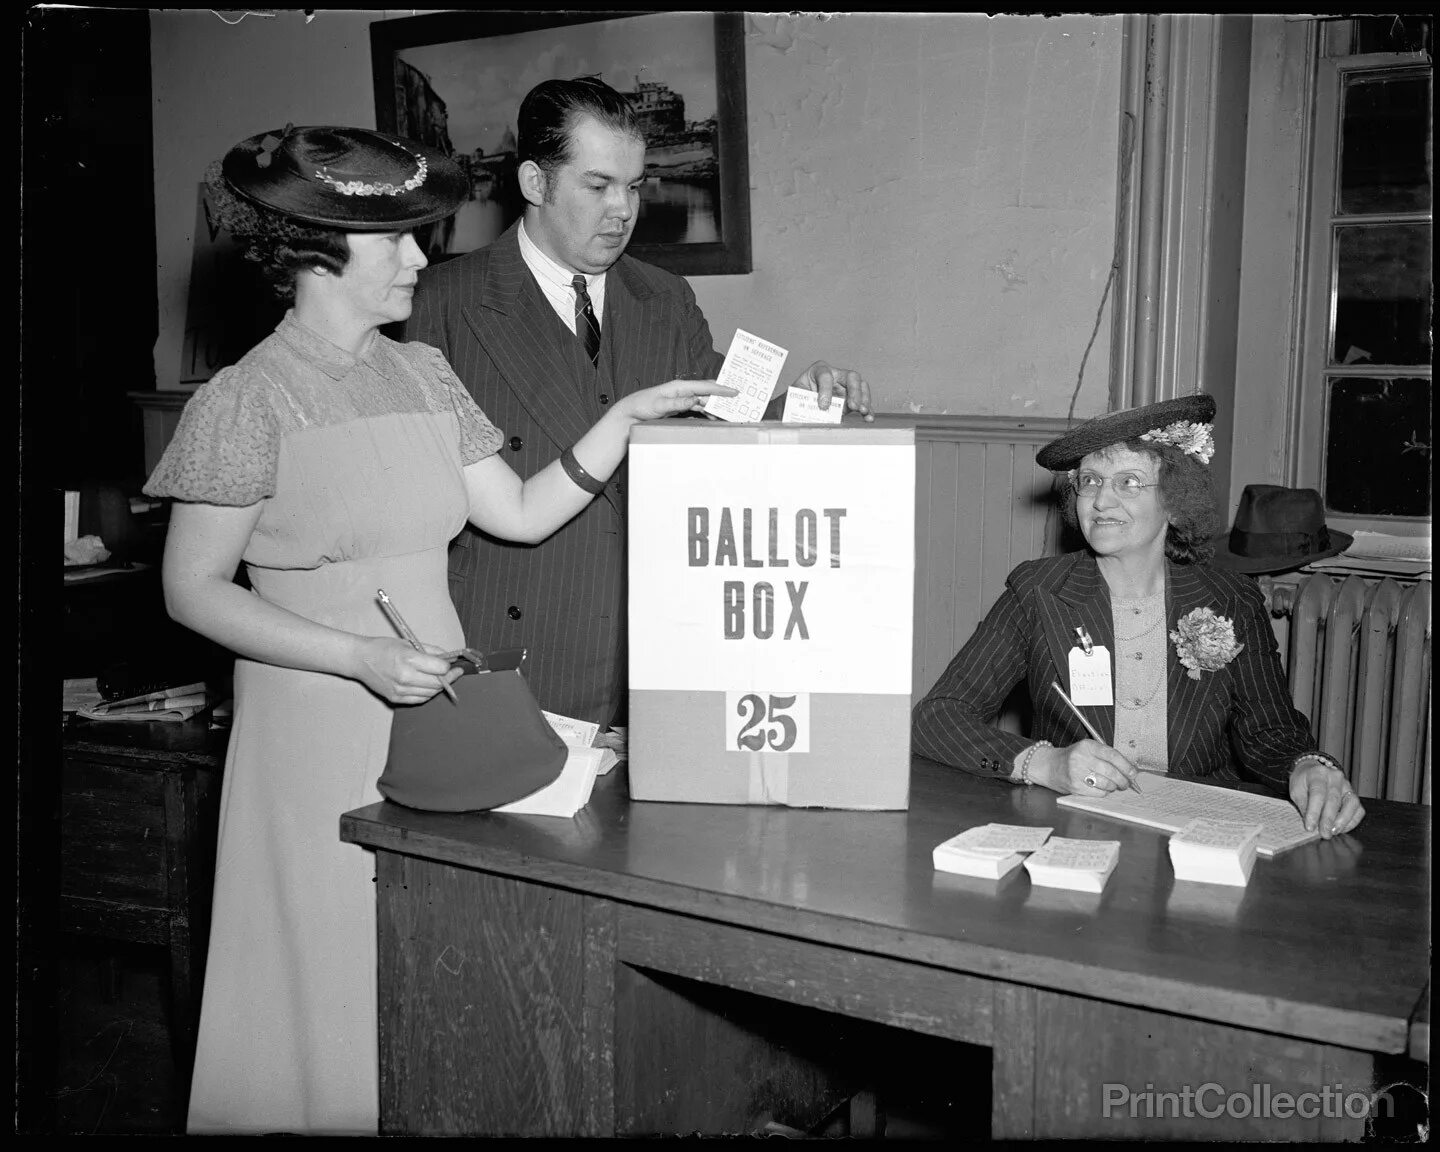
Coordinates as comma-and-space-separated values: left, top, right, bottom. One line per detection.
1018, 740, 1053, 786
1293, 751, 1345, 777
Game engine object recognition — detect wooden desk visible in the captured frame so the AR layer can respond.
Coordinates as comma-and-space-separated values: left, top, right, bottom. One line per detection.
60, 715, 226, 1074
341, 761, 1430, 1139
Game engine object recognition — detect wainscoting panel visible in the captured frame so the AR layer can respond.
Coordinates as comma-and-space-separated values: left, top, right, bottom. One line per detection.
875, 416, 1071, 702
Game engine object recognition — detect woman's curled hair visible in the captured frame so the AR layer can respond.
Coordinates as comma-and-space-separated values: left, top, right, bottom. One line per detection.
203, 160, 351, 303
1060, 439, 1217, 565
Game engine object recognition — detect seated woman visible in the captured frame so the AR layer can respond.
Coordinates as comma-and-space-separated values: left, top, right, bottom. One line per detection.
912, 395, 1364, 840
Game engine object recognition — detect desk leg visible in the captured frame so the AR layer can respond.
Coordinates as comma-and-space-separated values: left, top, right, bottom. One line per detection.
374, 854, 615, 1136
992, 986, 1378, 1140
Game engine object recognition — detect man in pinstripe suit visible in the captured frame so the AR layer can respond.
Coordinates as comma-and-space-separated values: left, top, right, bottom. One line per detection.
406, 77, 873, 728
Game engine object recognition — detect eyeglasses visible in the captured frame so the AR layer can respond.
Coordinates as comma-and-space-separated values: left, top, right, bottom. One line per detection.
1071, 472, 1159, 500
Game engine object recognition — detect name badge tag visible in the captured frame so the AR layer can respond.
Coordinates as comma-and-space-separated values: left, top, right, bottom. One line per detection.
1068, 645, 1113, 706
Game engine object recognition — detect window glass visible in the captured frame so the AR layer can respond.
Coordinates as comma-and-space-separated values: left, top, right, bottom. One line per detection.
1339, 73, 1431, 214
1349, 15, 1431, 57
1330, 223, 1432, 367
1324, 377, 1431, 517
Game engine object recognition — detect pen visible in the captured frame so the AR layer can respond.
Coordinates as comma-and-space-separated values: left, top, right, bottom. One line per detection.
377, 589, 458, 705
1049, 679, 1143, 794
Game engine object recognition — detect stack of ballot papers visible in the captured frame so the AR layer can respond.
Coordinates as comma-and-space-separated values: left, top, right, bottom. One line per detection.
1022, 837, 1121, 893
1168, 818, 1263, 887
493, 712, 621, 817
932, 823, 1053, 879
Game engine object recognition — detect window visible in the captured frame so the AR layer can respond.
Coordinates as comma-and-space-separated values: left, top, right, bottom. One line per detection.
1296, 16, 1432, 526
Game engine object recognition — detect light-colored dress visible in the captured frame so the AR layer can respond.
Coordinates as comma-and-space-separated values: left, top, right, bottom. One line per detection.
144, 312, 501, 1134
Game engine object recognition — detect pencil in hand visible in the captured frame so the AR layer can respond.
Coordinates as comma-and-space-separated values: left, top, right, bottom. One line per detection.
1048, 679, 1143, 794
377, 589, 458, 705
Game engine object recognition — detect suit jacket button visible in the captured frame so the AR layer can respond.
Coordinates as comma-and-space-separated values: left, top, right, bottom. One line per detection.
509, 436, 523, 452
507, 606, 522, 620
598, 393, 610, 405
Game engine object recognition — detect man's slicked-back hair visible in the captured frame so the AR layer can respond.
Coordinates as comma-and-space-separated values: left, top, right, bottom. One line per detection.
517, 76, 644, 178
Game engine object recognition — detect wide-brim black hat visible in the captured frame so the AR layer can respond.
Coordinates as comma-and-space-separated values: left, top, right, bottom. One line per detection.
1210, 484, 1354, 574
1036, 394, 1218, 471
221, 125, 467, 231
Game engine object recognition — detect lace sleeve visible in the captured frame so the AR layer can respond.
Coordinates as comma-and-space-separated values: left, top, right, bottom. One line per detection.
415, 343, 503, 466
142, 369, 279, 505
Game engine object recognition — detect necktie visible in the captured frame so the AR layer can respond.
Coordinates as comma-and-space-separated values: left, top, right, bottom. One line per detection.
572, 275, 601, 367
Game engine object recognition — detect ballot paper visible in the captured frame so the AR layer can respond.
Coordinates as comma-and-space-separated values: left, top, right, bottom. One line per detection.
543, 710, 600, 748
1022, 837, 1121, 893
782, 386, 843, 425
542, 710, 619, 777
702, 329, 788, 423
933, 823, 1054, 880
1168, 818, 1263, 887
1058, 772, 1320, 857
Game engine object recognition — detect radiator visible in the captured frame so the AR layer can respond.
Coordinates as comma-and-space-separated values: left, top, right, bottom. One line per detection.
1275, 574, 1432, 804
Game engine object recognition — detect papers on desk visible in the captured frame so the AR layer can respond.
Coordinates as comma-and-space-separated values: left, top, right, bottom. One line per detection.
1168, 818, 1263, 887
494, 712, 621, 817
76, 680, 218, 723
1304, 530, 1431, 580
1022, 837, 1121, 893
63, 677, 104, 713
492, 746, 612, 818
933, 823, 1053, 879
1058, 772, 1319, 857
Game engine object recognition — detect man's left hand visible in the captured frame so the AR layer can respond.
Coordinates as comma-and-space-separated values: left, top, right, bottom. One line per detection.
795, 361, 874, 422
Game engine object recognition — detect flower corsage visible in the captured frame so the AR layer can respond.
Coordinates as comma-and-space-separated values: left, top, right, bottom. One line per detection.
1140, 419, 1215, 463
1170, 607, 1243, 680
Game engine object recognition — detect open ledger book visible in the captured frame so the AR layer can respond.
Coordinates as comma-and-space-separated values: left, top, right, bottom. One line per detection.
1058, 772, 1320, 857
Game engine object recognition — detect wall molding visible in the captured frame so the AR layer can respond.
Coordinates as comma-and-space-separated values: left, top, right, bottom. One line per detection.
870, 413, 1073, 446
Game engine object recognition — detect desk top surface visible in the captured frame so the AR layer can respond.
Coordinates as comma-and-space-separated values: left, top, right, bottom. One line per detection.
342, 759, 1430, 1055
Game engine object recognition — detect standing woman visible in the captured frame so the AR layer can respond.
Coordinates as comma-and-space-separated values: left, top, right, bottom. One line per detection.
912, 395, 1364, 839
144, 126, 728, 1134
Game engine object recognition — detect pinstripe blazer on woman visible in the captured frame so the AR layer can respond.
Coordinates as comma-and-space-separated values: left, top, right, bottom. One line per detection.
912, 552, 1321, 793
404, 222, 726, 726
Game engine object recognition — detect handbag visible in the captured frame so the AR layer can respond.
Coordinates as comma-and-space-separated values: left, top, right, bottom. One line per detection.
379, 651, 568, 812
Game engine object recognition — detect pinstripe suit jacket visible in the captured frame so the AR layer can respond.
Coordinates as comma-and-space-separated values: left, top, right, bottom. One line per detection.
911, 552, 1321, 793
404, 222, 726, 725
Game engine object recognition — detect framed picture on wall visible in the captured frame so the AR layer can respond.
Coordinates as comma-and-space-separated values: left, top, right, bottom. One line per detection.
370, 10, 751, 275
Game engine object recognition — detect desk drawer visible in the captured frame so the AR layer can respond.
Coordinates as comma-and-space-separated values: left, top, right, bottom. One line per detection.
61, 756, 167, 909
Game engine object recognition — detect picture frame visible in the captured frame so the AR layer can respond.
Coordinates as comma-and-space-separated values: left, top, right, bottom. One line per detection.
370, 10, 751, 275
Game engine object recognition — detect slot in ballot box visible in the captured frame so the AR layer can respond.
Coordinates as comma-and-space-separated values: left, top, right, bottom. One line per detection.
627, 422, 915, 809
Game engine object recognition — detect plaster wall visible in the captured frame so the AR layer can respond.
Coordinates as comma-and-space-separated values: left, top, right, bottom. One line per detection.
152, 10, 1123, 418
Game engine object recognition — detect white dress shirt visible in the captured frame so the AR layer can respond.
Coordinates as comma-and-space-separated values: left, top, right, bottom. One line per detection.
517, 217, 607, 337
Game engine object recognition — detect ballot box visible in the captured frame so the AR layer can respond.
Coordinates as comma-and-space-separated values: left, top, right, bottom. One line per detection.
627, 422, 915, 809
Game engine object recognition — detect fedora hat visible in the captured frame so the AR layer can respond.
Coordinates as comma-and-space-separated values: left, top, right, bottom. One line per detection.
1211, 485, 1353, 574
220, 125, 467, 231
1037, 394, 1218, 472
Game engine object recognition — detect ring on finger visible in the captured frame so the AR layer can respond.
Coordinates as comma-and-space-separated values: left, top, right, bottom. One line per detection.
1084, 773, 1099, 788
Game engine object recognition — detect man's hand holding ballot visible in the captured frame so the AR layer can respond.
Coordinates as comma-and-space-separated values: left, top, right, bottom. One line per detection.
702, 329, 873, 425
792, 359, 873, 422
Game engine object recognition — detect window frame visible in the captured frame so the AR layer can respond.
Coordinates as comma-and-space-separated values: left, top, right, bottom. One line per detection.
1293, 38, 1432, 531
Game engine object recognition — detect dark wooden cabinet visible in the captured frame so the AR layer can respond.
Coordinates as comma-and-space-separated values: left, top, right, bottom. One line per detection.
60, 717, 228, 1076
